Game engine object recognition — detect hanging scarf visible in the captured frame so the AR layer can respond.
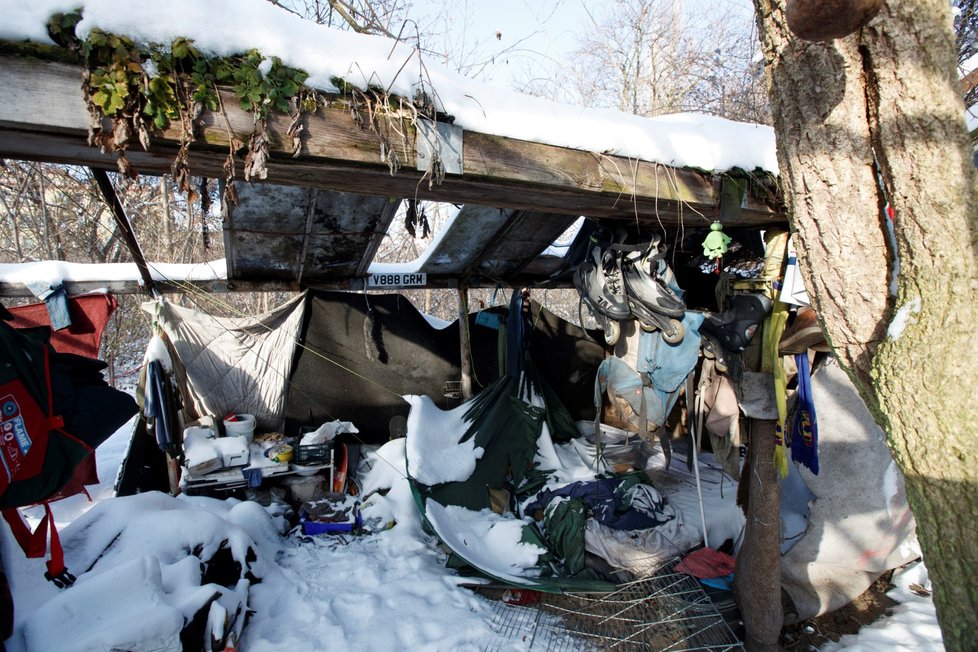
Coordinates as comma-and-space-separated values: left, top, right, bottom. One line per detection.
790, 353, 819, 474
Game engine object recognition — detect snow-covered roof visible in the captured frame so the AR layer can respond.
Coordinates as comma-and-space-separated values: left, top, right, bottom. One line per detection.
2, 0, 777, 174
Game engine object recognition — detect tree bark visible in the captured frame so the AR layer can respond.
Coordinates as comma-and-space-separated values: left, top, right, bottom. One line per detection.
753, 0, 978, 649
734, 419, 783, 652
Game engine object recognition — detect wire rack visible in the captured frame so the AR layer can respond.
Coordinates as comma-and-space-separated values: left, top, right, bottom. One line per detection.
484, 561, 743, 652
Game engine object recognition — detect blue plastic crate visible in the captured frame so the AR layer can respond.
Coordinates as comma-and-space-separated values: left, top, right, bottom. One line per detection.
300, 505, 361, 535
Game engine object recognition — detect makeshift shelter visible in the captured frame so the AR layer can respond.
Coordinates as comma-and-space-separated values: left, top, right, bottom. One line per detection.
136, 290, 605, 447
0, 2, 929, 648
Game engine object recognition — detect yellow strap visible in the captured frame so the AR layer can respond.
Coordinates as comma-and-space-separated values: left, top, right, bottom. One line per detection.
765, 301, 791, 478
760, 229, 791, 478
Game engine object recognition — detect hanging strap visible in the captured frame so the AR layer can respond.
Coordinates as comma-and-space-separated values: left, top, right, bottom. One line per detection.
2, 504, 75, 588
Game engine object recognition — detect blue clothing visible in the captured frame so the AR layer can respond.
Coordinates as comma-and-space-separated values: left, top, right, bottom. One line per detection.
527, 476, 675, 531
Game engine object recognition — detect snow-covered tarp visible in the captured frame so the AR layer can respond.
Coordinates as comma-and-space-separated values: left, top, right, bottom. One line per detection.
0, 259, 225, 287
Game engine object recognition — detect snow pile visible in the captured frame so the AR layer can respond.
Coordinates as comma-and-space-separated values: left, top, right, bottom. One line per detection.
15, 491, 278, 650
1, 0, 777, 174
820, 561, 944, 651
0, 259, 226, 286
0, 398, 946, 650
404, 394, 481, 486
24, 557, 187, 651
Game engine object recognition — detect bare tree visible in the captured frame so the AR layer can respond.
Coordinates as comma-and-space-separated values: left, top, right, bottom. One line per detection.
265, 0, 407, 36
558, 0, 767, 123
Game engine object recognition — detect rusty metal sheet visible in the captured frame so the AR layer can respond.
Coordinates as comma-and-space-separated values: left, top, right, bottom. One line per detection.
225, 182, 395, 283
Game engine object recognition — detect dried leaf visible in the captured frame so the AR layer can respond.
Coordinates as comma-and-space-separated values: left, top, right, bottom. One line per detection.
420, 206, 430, 239
404, 199, 417, 238
116, 152, 137, 179
287, 113, 304, 158
136, 115, 151, 151
111, 117, 131, 153
243, 120, 269, 181
222, 178, 239, 207
428, 156, 445, 189
171, 142, 192, 195
199, 177, 211, 216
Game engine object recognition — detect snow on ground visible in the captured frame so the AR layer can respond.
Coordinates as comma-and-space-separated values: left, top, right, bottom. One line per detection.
820, 562, 944, 652
1, 415, 946, 651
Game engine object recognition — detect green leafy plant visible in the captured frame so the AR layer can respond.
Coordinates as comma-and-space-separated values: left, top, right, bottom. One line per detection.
37, 7, 424, 188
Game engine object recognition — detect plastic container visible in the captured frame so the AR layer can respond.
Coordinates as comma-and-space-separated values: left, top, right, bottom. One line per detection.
265, 442, 293, 464
223, 413, 256, 443
300, 506, 362, 535
295, 443, 329, 466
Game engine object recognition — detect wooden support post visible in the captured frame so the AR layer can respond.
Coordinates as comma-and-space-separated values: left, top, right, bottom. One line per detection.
457, 281, 473, 401
90, 168, 156, 296
734, 418, 783, 651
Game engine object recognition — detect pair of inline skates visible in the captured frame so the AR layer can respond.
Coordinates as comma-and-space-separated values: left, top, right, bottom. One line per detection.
573, 232, 685, 346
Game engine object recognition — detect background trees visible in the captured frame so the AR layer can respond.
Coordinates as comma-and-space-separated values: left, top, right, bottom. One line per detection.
560, 0, 768, 122
0, 165, 222, 385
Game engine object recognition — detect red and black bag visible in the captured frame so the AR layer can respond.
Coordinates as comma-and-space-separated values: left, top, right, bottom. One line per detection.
0, 314, 137, 587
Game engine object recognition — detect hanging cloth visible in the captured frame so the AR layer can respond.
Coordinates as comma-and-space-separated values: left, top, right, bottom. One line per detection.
790, 353, 820, 474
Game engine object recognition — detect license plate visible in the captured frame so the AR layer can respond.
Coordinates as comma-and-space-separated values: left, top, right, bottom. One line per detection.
367, 272, 427, 288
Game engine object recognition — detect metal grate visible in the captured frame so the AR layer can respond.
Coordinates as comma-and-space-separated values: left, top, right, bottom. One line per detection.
484, 560, 743, 651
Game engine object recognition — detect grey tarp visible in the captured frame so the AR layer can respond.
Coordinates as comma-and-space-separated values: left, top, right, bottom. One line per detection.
284, 290, 604, 441
780, 358, 919, 622
143, 294, 305, 431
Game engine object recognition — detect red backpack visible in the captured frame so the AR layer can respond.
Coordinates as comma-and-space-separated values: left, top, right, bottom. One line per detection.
1, 316, 136, 587
1, 341, 91, 588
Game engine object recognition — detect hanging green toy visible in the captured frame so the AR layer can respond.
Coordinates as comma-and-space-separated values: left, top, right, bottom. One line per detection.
702, 221, 732, 273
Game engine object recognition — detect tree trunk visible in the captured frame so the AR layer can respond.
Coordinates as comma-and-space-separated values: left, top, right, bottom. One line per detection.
753, 0, 978, 649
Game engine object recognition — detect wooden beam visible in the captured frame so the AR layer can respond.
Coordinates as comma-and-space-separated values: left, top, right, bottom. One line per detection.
0, 278, 301, 298
419, 205, 512, 276
0, 268, 581, 296
295, 189, 320, 286
457, 281, 473, 401
355, 199, 401, 278
90, 167, 157, 296
0, 56, 785, 227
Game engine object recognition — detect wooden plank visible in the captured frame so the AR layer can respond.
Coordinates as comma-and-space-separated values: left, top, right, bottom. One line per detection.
419, 205, 513, 275
0, 278, 301, 297
474, 211, 578, 279
0, 269, 579, 296
457, 282, 473, 401
0, 56, 785, 227
226, 183, 396, 282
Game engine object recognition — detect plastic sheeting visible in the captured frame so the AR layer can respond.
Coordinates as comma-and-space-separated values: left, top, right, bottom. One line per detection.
6, 292, 117, 358
285, 291, 604, 441
143, 295, 305, 432
780, 358, 919, 622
